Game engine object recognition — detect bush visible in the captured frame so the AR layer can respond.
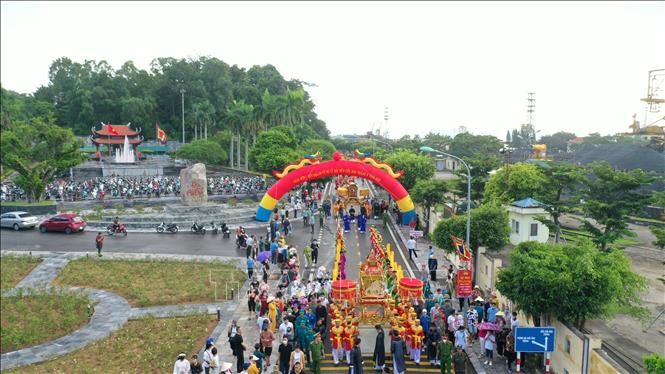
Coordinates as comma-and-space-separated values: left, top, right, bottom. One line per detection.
228, 197, 238, 206
113, 203, 125, 215
152, 205, 165, 212
644, 353, 665, 374
134, 204, 144, 214
173, 140, 228, 165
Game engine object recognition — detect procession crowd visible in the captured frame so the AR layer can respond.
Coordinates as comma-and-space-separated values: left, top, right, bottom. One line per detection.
1, 175, 269, 201
173, 181, 521, 374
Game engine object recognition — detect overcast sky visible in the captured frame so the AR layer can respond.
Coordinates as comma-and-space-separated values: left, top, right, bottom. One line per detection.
2, 1, 664, 139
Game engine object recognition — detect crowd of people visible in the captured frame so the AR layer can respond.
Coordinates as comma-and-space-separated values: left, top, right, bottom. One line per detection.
171, 179, 520, 374
1, 175, 269, 201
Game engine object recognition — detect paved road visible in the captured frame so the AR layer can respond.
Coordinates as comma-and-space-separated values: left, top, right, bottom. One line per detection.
0, 224, 318, 258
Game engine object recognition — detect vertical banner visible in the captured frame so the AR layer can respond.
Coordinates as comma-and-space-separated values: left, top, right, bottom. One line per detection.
456, 269, 473, 297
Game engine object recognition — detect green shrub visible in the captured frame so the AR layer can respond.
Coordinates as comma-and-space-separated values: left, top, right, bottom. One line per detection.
152, 205, 164, 212
644, 353, 665, 374
113, 203, 125, 215
228, 197, 238, 206
134, 204, 144, 214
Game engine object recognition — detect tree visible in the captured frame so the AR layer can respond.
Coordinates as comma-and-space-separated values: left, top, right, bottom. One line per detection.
580, 162, 660, 251
432, 204, 510, 253
539, 131, 576, 153
448, 133, 503, 158
301, 139, 336, 160
411, 179, 449, 234
249, 127, 302, 174
454, 154, 501, 202
483, 163, 550, 205
0, 118, 86, 201
535, 162, 584, 243
384, 150, 435, 191
497, 240, 648, 329
505, 130, 511, 144
649, 226, 665, 249
174, 140, 228, 165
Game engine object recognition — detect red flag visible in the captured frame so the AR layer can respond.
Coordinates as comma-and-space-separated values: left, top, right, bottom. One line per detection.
156, 124, 167, 144
106, 124, 119, 135
452, 235, 472, 261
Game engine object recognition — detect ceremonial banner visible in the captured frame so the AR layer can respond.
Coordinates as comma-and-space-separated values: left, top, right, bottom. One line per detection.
456, 269, 473, 297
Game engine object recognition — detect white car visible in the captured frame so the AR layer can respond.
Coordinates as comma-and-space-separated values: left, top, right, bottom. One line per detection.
1, 211, 39, 230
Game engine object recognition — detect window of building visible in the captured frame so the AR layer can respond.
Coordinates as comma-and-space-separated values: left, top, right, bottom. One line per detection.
565, 337, 571, 354
530, 223, 538, 236
485, 265, 488, 275
511, 219, 520, 234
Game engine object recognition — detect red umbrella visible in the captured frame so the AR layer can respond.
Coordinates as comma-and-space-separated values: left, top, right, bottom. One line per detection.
477, 322, 501, 331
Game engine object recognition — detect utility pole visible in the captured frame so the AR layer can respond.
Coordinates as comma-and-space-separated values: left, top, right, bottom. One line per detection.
180, 88, 186, 143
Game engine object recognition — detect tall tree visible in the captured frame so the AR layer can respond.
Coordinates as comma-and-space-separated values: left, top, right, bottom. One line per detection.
497, 240, 648, 329
455, 154, 502, 202
384, 150, 435, 191
448, 133, 502, 158
483, 162, 550, 205
535, 162, 584, 243
411, 179, 449, 234
538, 131, 576, 153
0, 118, 86, 201
432, 204, 510, 253
580, 162, 660, 251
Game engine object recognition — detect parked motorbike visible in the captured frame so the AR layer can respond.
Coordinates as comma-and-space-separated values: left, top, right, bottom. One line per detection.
191, 221, 206, 235
210, 222, 218, 235
220, 222, 231, 238
156, 222, 179, 233
106, 222, 128, 236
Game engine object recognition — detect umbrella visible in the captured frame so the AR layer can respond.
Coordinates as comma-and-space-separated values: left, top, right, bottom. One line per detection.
257, 251, 271, 262
477, 322, 501, 331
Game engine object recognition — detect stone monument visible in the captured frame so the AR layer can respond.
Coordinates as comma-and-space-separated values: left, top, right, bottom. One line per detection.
180, 163, 208, 206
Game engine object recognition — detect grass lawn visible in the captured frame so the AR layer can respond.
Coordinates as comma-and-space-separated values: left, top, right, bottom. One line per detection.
54, 258, 245, 307
9, 314, 217, 373
559, 228, 643, 247
1, 290, 90, 353
0, 256, 41, 289
0, 200, 56, 206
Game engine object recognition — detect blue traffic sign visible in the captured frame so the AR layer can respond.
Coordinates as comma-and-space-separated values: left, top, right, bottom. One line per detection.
515, 327, 556, 352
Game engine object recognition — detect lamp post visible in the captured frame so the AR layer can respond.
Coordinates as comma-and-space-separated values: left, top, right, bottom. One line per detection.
419, 146, 471, 249
180, 88, 186, 143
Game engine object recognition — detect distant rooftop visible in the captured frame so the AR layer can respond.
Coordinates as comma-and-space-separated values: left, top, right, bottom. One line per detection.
510, 197, 544, 208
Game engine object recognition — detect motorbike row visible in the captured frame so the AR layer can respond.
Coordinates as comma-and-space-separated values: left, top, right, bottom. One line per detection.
156, 221, 231, 237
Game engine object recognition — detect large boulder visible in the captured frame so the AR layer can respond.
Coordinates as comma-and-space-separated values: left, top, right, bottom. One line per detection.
180, 163, 208, 205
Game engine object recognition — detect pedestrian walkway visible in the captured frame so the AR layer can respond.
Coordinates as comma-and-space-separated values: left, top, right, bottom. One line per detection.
15, 256, 70, 289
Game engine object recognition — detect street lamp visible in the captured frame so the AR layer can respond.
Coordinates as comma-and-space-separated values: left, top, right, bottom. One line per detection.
180, 88, 186, 143
419, 146, 471, 250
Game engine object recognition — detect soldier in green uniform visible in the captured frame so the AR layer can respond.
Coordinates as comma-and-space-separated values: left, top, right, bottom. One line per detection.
309, 332, 324, 374
437, 333, 454, 374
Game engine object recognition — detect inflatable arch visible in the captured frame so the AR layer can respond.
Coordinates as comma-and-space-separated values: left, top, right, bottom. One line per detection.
256, 152, 416, 225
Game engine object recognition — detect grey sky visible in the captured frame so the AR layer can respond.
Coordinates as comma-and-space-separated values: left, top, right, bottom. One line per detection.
2, 1, 664, 139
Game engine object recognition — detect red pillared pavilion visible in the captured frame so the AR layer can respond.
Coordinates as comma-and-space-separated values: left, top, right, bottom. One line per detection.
90, 123, 143, 157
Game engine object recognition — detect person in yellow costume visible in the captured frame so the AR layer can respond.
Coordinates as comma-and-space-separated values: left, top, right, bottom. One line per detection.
268, 296, 278, 332
410, 318, 425, 364
343, 317, 354, 364
330, 319, 345, 366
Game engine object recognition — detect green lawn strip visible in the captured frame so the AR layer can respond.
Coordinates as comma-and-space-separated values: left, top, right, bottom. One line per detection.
0, 200, 56, 207
1, 290, 91, 353
8, 314, 217, 373
0, 256, 41, 289
54, 258, 245, 307
559, 228, 642, 247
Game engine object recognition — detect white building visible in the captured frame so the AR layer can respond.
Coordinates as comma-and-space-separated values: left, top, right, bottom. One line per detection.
504, 197, 550, 245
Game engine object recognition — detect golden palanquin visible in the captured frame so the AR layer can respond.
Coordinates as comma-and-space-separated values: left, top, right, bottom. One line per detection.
337, 181, 370, 208
359, 252, 386, 305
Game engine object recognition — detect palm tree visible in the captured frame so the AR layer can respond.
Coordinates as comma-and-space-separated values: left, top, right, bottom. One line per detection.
225, 100, 253, 169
